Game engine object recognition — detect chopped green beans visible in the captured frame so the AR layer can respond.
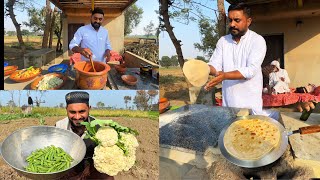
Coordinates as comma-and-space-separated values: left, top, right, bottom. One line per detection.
25, 145, 73, 173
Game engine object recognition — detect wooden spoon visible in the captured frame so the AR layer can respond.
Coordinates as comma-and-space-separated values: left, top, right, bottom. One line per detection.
89, 56, 97, 72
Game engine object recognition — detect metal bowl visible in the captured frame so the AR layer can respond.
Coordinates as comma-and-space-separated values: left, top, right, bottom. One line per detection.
0, 126, 86, 179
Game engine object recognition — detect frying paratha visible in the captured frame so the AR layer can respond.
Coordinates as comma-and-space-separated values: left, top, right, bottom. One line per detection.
224, 119, 281, 160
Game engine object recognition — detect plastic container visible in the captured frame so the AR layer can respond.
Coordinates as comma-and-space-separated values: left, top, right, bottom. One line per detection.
48, 64, 68, 74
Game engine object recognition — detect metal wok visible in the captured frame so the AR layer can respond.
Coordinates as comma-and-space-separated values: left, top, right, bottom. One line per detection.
218, 115, 320, 168
0, 126, 86, 180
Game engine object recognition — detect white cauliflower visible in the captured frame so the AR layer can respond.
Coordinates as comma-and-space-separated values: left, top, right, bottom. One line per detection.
123, 153, 136, 171
119, 132, 139, 155
81, 119, 139, 176
95, 127, 118, 147
93, 145, 126, 176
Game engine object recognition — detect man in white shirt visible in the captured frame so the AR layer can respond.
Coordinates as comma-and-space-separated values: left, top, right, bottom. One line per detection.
269, 60, 291, 94
69, 8, 112, 63
204, 3, 267, 115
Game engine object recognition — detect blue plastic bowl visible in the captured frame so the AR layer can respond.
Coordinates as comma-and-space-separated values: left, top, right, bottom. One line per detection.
4, 61, 9, 67
48, 64, 68, 74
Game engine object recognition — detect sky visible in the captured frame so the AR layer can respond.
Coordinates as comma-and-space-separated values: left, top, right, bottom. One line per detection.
0, 90, 158, 108
159, 1, 230, 59
3, 0, 158, 36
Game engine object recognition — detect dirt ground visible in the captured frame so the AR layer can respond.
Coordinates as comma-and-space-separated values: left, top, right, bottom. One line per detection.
159, 68, 191, 107
0, 116, 159, 180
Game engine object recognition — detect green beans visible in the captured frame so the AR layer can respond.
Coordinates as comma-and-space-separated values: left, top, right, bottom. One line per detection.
24, 145, 74, 173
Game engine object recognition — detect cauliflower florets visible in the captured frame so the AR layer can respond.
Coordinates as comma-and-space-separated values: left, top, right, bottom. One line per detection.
119, 132, 139, 155
93, 145, 126, 176
93, 127, 139, 176
123, 153, 136, 171
95, 127, 118, 147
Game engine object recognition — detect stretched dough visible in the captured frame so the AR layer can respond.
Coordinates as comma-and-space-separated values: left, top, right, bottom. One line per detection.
183, 59, 209, 87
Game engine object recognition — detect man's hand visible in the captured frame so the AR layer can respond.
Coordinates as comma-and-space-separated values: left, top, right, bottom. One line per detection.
105, 49, 111, 63
204, 71, 225, 91
81, 48, 93, 59
296, 101, 316, 112
280, 77, 285, 81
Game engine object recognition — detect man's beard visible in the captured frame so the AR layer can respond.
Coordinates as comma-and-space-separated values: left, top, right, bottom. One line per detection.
91, 22, 101, 30
69, 117, 87, 127
229, 27, 247, 39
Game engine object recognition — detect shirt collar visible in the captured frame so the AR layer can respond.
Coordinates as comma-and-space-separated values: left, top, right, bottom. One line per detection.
232, 29, 250, 44
89, 24, 100, 32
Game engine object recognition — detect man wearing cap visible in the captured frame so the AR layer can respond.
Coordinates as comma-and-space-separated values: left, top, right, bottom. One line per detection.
69, 7, 112, 63
56, 91, 113, 179
269, 60, 291, 94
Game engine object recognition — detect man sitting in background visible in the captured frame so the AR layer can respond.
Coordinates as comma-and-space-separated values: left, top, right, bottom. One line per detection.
269, 60, 291, 94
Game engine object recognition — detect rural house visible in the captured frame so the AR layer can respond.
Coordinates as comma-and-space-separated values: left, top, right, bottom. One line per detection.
49, 0, 136, 58
227, 0, 320, 87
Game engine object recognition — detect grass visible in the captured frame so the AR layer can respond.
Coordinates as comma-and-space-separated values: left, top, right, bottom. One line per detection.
159, 75, 186, 85
0, 107, 159, 121
7, 42, 41, 50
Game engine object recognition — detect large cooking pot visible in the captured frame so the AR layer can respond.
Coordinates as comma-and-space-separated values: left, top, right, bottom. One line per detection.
218, 115, 320, 168
74, 61, 111, 90
0, 126, 86, 179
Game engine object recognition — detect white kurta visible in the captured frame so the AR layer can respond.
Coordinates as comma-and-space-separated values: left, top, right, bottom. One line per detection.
69, 24, 112, 62
269, 63, 291, 94
208, 29, 267, 114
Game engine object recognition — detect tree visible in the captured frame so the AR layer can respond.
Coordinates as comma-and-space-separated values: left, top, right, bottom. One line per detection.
24, 5, 62, 50
159, 0, 221, 68
7, 31, 16, 36
170, 55, 179, 66
195, 56, 207, 62
5, 0, 27, 54
21, 29, 30, 36
194, 18, 219, 57
147, 90, 158, 108
124, 96, 132, 109
8, 90, 15, 111
124, 4, 143, 36
159, 0, 184, 68
96, 101, 105, 109
34, 90, 46, 107
59, 103, 64, 108
42, 0, 51, 48
144, 21, 155, 38
159, 56, 172, 68
217, 0, 226, 37
133, 90, 149, 111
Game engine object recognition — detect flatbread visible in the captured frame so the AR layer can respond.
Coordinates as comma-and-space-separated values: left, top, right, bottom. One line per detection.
183, 59, 209, 87
224, 119, 281, 160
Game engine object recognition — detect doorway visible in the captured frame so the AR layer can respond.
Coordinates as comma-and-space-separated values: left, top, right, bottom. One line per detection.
262, 34, 284, 68
68, 23, 85, 50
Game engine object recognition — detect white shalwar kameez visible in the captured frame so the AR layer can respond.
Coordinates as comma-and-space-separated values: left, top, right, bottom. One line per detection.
269, 61, 291, 94
208, 29, 271, 116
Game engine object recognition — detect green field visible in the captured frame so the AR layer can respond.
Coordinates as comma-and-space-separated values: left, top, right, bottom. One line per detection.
0, 107, 159, 121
